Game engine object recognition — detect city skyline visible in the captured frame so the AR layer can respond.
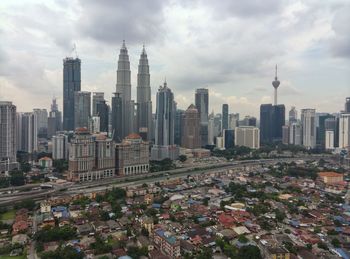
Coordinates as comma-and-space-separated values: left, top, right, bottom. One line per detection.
0, 0, 349, 117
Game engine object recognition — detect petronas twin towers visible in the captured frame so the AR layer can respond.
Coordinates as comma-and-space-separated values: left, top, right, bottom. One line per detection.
113, 41, 152, 141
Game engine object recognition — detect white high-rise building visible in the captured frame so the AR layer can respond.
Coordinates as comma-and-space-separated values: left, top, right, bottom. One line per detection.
235, 126, 260, 149
52, 134, 69, 160
289, 122, 302, 145
0, 101, 18, 172
325, 130, 334, 150
301, 109, 316, 149
137, 46, 152, 141
339, 113, 350, 149
33, 109, 48, 135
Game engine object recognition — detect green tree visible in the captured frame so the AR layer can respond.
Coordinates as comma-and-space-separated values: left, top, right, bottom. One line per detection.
178, 155, 187, 162
10, 170, 25, 186
238, 245, 262, 259
331, 238, 340, 248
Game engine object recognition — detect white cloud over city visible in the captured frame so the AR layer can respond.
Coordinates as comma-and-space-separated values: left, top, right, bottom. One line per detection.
0, 0, 349, 117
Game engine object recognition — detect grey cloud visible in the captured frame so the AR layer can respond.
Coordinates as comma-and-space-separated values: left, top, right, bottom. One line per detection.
77, 0, 168, 45
197, 0, 286, 18
330, 4, 350, 58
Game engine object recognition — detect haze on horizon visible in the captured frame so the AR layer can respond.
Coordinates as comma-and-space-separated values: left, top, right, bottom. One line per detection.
0, 0, 349, 117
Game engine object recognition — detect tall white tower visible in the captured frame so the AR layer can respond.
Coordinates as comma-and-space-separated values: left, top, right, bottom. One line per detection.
272, 65, 280, 106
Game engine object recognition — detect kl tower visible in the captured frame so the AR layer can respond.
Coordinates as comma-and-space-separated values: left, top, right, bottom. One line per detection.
272, 65, 280, 105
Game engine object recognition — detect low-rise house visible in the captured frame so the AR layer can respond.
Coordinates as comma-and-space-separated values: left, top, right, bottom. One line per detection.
76, 223, 93, 236
12, 234, 28, 245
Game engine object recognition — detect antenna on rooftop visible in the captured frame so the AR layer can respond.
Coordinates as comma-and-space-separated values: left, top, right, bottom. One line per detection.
72, 43, 78, 58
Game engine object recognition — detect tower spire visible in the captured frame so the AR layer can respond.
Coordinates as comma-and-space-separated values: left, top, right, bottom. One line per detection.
272, 64, 280, 106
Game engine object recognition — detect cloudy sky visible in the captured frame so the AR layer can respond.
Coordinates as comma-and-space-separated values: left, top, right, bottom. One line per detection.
0, 0, 349, 117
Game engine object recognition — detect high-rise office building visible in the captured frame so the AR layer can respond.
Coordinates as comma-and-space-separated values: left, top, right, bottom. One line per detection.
301, 109, 316, 149
282, 125, 289, 145
223, 129, 235, 149
48, 98, 62, 139
136, 46, 152, 141
229, 113, 239, 130
316, 113, 333, 149
63, 57, 81, 131
208, 112, 215, 145
289, 106, 297, 123
195, 88, 209, 147
151, 81, 179, 160
174, 109, 184, 146
325, 130, 334, 150
92, 92, 105, 116
33, 109, 48, 138
345, 97, 350, 113
111, 93, 123, 142
74, 91, 91, 129
339, 113, 350, 149
235, 126, 260, 149
52, 134, 68, 160
181, 104, 201, 149
260, 104, 285, 143
20, 112, 38, 153
96, 100, 109, 133
325, 117, 338, 148
213, 113, 222, 140
289, 122, 302, 145
0, 101, 18, 172
222, 104, 229, 131
116, 41, 133, 138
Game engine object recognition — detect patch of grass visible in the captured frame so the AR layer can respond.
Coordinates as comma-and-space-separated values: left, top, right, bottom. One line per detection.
0, 209, 16, 220
0, 255, 26, 259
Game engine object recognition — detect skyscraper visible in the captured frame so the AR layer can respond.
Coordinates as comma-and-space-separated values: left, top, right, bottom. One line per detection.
20, 112, 38, 153
48, 98, 62, 139
260, 104, 273, 143
0, 101, 18, 172
111, 92, 123, 142
116, 41, 133, 138
174, 109, 184, 146
195, 88, 209, 147
222, 104, 229, 131
316, 113, 333, 149
289, 122, 302, 145
151, 81, 179, 160
52, 134, 68, 160
339, 113, 350, 149
260, 104, 285, 143
92, 92, 105, 116
33, 108, 48, 138
74, 91, 91, 129
96, 100, 109, 133
301, 109, 316, 149
181, 104, 201, 149
63, 57, 81, 131
208, 112, 215, 145
289, 106, 297, 123
345, 97, 350, 113
229, 113, 239, 130
137, 46, 152, 141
